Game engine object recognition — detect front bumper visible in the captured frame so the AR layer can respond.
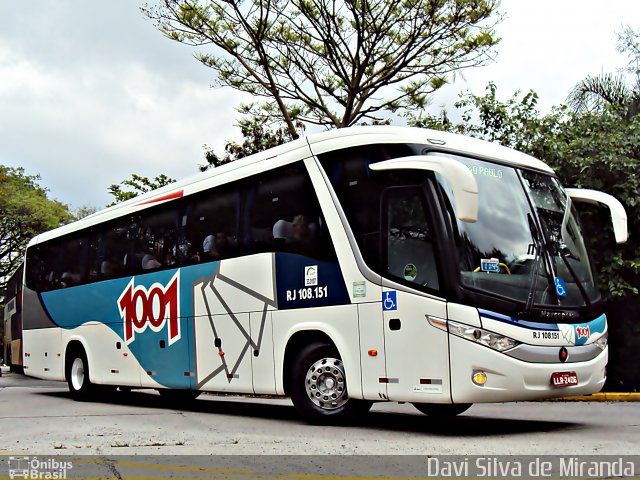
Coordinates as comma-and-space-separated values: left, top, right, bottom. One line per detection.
449, 335, 607, 403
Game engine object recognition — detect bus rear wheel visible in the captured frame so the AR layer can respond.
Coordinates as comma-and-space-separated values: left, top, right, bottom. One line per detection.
66, 350, 94, 401
412, 402, 472, 417
290, 342, 371, 423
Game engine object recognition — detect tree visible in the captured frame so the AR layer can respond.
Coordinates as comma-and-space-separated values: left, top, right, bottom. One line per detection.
200, 104, 304, 171
108, 173, 176, 206
144, 0, 500, 137
73, 205, 98, 219
567, 26, 640, 121
0, 166, 73, 291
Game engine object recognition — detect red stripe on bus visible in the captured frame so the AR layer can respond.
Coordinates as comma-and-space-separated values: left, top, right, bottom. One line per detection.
135, 190, 184, 206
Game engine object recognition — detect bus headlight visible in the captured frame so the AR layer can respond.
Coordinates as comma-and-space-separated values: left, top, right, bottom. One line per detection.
448, 321, 520, 352
594, 332, 608, 351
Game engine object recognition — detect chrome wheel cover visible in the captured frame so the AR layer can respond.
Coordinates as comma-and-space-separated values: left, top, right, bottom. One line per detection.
304, 357, 347, 409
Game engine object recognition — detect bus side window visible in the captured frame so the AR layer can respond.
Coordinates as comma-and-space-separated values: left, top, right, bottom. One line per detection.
383, 187, 440, 291
318, 143, 440, 292
26, 247, 50, 292
53, 235, 89, 288
138, 207, 182, 270
186, 184, 240, 262
246, 163, 335, 260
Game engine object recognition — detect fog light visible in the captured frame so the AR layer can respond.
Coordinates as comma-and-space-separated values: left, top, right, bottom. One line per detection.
472, 371, 488, 386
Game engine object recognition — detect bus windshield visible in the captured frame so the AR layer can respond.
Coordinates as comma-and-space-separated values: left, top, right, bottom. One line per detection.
436, 154, 599, 308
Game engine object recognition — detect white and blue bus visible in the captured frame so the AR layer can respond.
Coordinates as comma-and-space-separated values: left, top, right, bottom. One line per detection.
22, 126, 627, 421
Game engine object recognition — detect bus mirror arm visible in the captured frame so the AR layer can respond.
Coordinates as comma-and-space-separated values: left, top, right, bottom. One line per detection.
565, 188, 628, 244
369, 155, 479, 223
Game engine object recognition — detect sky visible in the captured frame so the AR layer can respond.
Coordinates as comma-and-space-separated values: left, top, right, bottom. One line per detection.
0, 1, 638, 211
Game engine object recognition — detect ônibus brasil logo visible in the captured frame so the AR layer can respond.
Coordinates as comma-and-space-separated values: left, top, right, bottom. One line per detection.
118, 271, 181, 345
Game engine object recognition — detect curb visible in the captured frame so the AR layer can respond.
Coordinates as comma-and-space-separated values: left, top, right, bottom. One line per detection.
552, 392, 640, 401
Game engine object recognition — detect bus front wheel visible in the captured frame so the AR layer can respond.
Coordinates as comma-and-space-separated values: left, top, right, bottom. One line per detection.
290, 342, 371, 423
412, 402, 472, 417
66, 350, 94, 401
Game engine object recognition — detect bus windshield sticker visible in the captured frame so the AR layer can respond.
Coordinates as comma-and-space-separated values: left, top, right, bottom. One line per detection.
382, 291, 397, 311
480, 258, 500, 272
353, 281, 366, 298
554, 276, 567, 297
403, 264, 417, 281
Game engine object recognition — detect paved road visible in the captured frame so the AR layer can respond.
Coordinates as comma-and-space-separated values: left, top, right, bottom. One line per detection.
1, 373, 638, 456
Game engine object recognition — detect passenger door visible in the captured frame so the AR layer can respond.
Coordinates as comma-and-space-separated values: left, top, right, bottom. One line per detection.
379, 187, 451, 402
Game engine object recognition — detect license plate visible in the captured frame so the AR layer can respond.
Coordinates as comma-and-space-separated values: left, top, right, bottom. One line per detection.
551, 371, 578, 387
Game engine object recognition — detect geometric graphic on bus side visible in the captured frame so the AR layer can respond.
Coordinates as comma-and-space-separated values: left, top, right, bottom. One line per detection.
192, 257, 277, 389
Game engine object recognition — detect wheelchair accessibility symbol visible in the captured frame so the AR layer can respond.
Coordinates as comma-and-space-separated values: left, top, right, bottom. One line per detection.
554, 276, 567, 297
383, 291, 397, 311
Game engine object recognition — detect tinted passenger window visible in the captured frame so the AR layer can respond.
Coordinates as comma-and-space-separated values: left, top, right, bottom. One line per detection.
26, 161, 337, 292
245, 163, 335, 260
384, 187, 439, 290
319, 144, 441, 292
187, 185, 240, 261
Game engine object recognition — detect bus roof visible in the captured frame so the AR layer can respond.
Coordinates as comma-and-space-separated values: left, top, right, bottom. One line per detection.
28, 126, 553, 246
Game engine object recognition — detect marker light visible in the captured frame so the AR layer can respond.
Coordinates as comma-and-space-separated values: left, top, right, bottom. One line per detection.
368, 349, 378, 357
448, 321, 519, 352
472, 371, 488, 386
594, 332, 608, 351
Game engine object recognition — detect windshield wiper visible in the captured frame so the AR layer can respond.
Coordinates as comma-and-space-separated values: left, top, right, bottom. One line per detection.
558, 244, 592, 310
521, 213, 557, 317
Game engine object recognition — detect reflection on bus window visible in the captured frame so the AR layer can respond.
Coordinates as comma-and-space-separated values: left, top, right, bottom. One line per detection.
25, 161, 337, 292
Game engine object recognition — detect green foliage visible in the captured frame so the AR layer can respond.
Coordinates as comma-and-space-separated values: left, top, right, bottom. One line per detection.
548, 113, 639, 299
200, 103, 304, 171
0, 166, 73, 291
108, 174, 176, 206
567, 25, 640, 122
73, 205, 98, 219
145, 0, 500, 135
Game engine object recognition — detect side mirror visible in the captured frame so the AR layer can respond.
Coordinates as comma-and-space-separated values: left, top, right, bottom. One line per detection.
369, 155, 478, 223
566, 188, 628, 244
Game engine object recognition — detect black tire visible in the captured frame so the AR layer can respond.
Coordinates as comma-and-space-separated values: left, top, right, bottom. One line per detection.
66, 349, 95, 401
158, 389, 201, 402
412, 402, 472, 417
290, 342, 372, 423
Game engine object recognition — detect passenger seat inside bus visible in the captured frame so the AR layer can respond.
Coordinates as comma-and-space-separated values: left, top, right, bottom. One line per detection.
272, 217, 318, 245
272, 219, 293, 244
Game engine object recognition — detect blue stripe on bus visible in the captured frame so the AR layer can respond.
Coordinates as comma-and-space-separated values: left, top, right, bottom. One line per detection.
572, 314, 607, 346
39, 262, 218, 389
478, 309, 560, 331
479, 308, 607, 345
37, 253, 350, 388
